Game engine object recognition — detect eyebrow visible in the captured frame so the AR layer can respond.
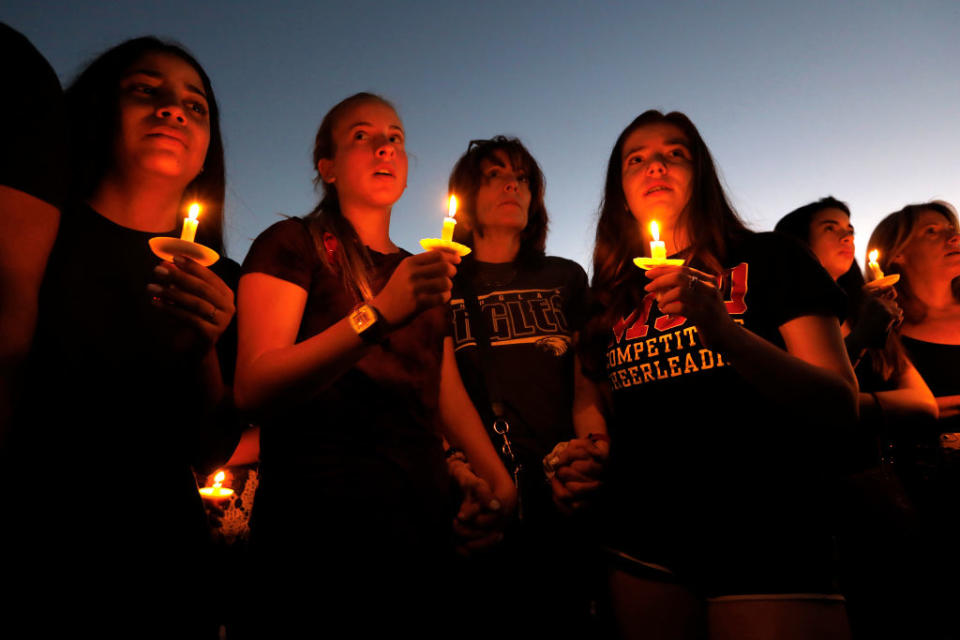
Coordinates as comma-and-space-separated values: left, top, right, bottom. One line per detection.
346, 121, 404, 133
124, 69, 207, 99
817, 219, 853, 228
622, 138, 691, 158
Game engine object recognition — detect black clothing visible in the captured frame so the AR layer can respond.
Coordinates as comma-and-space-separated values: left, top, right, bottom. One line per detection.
584, 232, 846, 596
901, 336, 960, 433
8, 202, 240, 635
0, 24, 66, 207
240, 218, 453, 634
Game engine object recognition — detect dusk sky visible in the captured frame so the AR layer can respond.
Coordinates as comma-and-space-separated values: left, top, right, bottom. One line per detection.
7, 1, 959, 271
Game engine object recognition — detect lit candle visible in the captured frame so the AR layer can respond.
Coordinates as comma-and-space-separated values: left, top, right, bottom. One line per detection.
199, 469, 234, 502
180, 202, 201, 243
441, 195, 458, 243
650, 221, 666, 260
867, 249, 884, 280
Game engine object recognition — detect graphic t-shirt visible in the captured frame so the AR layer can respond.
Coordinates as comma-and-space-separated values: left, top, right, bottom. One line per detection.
450, 257, 588, 479
587, 232, 846, 592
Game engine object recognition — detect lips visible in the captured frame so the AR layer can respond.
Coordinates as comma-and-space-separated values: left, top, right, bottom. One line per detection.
373, 165, 395, 178
146, 127, 188, 147
645, 182, 672, 195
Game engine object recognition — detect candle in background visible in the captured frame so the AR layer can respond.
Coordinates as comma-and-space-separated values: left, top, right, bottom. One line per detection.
199, 469, 234, 501
867, 249, 884, 280
180, 202, 201, 243
441, 195, 458, 243
650, 221, 666, 260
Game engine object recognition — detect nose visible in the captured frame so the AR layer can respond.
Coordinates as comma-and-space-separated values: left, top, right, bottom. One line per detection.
156, 103, 186, 125
376, 136, 396, 159
503, 173, 519, 192
840, 230, 854, 245
645, 155, 667, 176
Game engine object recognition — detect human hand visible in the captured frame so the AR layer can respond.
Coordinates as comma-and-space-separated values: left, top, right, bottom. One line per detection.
448, 457, 515, 555
644, 265, 732, 350
544, 436, 609, 515
851, 286, 902, 349
148, 255, 235, 349
372, 250, 460, 327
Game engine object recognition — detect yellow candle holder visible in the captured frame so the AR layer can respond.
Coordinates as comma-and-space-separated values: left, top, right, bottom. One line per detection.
864, 273, 900, 290
419, 238, 472, 256
633, 257, 684, 270
149, 237, 220, 267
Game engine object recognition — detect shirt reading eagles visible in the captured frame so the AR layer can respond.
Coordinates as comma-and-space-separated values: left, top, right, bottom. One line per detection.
604, 262, 749, 389
451, 286, 573, 353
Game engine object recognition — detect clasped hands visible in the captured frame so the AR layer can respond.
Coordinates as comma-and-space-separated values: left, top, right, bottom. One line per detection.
544, 436, 609, 515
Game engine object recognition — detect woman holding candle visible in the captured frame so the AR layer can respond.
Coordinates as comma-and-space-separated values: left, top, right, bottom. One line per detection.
441, 136, 606, 634
580, 110, 858, 639
775, 197, 938, 639
234, 94, 514, 635
10, 37, 240, 635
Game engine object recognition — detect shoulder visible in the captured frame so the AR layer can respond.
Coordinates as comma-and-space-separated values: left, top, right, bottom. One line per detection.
242, 217, 318, 284
539, 255, 589, 285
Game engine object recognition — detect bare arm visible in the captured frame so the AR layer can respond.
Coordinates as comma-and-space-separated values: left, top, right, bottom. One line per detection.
935, 395, 960, 420
0, 186, 59, 439
235, 250, 458, 414
860, 359, 939, 424
438, 337, 517, 509
572, 350, 609, 438
650, 265, 858, 427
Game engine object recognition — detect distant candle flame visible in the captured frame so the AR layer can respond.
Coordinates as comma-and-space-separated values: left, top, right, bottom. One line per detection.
650, 221, 660, 242
447, 195, 458, 219
188, 202, 201, 221
868, 249, 879, 265
213, 470, 225, 489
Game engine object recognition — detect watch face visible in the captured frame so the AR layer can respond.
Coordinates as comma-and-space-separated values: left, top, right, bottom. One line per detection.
351, 304, 379, 336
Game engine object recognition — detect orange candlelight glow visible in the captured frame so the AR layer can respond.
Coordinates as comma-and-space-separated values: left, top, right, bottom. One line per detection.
441, 195, 458, 242
867, 249, 884, 280
649, 221, 666, 260
199, 469, 234, 501
180, 202, 201, 243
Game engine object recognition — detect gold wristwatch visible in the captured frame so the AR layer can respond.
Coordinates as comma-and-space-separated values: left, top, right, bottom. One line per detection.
348, 303, 386, 344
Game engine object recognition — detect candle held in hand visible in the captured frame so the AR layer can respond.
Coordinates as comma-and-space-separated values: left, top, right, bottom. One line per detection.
650, 221, 666, 260
441, 195, 457, 242
867, 249, 884, 280
199, 469, 234, 501
181, 202, 201, 243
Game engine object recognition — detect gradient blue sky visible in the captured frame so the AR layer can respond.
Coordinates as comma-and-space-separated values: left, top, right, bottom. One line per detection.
7, 1, 959, 271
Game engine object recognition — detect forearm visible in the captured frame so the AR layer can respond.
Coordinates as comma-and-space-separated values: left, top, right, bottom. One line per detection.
236, 316, 369, 413
572, 352, 609, 439
714, 320, 858, 426
936, 395, 960, 420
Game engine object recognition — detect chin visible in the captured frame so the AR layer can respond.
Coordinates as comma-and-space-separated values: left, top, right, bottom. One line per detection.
139, 154, 201, 182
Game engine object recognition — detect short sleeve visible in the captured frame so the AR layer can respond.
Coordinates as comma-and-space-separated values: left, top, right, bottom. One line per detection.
563, 260, 590, 333
241, 218, 318, 290
0, 24, 67, 208
756, 232, 846, 327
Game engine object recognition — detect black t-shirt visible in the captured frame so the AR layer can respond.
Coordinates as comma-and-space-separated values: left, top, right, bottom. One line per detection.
901, 335, 960, 434
450, 256, 588, 474
241, 218, 451, 551
0, 24, 66, 208
585, 232, 846, 592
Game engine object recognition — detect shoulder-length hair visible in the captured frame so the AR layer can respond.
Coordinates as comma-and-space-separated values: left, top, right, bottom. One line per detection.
869, 200, 960, 325
64, 36, 226, 255
447, 136, 548, 264
590, 110, 751, 316
304, 92, 397, 302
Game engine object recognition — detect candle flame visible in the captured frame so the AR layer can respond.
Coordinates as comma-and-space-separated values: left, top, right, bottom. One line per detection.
213, 470, 225, 489
188, 202, 201, 221
650, 221, 660, 242
447, 195, 458, 219
868, 249, 879, 265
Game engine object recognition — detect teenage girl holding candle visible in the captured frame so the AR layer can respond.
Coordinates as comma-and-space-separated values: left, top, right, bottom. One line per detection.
234, 93, 514, 635
11, 37, 239, 635
580, 110, 858, 639
776, 198, 938, 639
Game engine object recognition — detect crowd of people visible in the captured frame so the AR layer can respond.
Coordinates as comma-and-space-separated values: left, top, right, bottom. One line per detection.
2, 25, 957, 639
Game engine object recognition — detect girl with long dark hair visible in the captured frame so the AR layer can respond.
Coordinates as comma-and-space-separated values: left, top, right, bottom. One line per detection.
582, 110, 857, 639
10, 37, 239, 636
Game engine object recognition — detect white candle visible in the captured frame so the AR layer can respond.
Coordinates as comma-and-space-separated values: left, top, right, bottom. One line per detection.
650, 221, 666, 260
441, 195, 457, 243
181, 202, 201, 243
867, 249, 884, 280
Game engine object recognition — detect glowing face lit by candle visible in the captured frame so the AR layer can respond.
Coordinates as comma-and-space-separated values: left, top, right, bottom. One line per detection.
441, 195, 458, 242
